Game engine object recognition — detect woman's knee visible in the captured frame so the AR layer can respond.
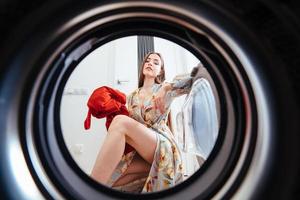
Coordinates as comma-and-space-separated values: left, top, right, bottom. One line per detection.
109, 115, 131, 132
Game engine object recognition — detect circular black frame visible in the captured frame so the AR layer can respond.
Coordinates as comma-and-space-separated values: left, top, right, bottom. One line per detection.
16, 1, 261, 199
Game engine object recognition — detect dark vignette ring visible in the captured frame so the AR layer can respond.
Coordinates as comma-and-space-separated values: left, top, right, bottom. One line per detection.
19, 2, 258, 200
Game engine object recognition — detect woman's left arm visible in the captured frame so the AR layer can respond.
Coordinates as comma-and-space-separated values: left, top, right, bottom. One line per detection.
154, 73, 193, 113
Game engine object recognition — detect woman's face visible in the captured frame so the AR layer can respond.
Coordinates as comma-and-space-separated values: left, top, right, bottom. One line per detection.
142, 54, 162, 78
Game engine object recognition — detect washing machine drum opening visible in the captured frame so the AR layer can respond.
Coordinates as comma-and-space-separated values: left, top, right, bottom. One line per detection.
181, 78, 219, 160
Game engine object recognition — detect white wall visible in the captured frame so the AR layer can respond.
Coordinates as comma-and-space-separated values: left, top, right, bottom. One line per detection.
60, 36, 137, 174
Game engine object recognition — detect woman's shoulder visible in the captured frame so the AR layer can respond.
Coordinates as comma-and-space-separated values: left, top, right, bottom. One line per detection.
127, 88, 140, 99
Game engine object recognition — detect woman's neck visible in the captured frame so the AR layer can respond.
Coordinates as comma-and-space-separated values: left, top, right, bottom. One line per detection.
142, 77, 155, 90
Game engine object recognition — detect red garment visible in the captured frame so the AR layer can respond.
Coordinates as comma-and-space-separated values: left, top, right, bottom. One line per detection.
84, 86, 134, 154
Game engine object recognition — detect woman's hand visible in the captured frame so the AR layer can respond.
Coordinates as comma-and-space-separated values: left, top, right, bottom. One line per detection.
153, 83, 172, 113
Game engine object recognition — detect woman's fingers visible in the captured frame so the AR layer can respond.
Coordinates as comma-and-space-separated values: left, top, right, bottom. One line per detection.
153, 86, 168, 113
154, 96, 165, 113
159, 99, 165, 113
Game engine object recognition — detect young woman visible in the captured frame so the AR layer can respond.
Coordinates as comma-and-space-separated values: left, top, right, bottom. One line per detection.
91, 52, 193, 193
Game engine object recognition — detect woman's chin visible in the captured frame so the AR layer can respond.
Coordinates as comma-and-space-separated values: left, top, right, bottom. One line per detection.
144, 74, 156, 79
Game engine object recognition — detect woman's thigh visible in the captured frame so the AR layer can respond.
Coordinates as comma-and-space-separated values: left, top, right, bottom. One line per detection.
110, 115, 157, 164
112, 153, 151, 187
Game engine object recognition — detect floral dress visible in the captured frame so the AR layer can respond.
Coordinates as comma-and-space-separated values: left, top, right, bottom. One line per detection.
107, 74, 193, 193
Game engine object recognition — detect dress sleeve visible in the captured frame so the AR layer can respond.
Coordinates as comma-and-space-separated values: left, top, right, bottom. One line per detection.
166, 73, 193, 98
126, 91, 135, 110
160, 73, 193, 112
126, 90, 142, 121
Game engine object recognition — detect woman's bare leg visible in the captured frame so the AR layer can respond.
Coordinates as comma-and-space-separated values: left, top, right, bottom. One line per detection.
90, 115, 157, 185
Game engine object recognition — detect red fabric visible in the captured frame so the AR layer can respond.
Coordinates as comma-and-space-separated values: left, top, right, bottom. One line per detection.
84, 86, 134, 154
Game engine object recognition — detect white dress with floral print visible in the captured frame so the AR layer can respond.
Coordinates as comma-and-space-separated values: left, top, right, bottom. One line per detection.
107, 74, 193, 193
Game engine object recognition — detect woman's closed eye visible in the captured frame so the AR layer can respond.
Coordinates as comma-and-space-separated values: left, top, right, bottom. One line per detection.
146, 58, 159, 66
153, 59, 159, 65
